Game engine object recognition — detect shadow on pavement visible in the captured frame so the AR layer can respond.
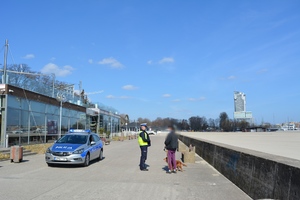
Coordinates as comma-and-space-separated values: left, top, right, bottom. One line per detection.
10, 159, 29, 163
162, 166, 169, 172
47, 157, 105, 168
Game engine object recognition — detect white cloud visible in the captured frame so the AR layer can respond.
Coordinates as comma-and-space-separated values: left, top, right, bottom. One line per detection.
188, 97, 206, 101
162, 94, 171, 98
50, 57, 56, 61
227, 75, 236, 80
41, 63, 74, 77
147, 60, 153, 65
22, 54, 35, 59
106, 95, 115, 99
98, 57, 123, 68
257, 68, 268, 74
221, 75, 237, 80
122, 84, 138, 90
159, 57, 174, 64
188, 98, 197, 101
120, 96, 131, 99
88, 59, 93, 64
199, 97, 206, 101
106, 95, 130, 99
172, 99, 181, 102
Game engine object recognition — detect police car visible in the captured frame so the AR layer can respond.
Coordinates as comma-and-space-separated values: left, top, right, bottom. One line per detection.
45, 129, 103, 167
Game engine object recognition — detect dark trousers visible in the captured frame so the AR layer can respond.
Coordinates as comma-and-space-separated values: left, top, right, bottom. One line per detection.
139, 146, 148, 170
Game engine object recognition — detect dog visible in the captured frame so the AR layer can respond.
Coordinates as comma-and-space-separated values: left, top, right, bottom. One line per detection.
164, 157, 187, 172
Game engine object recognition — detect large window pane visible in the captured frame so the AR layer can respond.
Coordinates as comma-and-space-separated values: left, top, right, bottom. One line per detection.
47, 115, 58, 136
46, 105, 59, 116
7, 96, 22, 109
21, 111, 30, 145
61, 117, 69, 135
62, 107, 70, 117
30, 101, 46, 113
70, 118, 77, 129
6, 108, 20, 134
30, 112, 46, 143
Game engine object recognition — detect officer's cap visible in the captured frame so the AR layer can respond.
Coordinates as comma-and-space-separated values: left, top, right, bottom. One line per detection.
140, 123, 147, 127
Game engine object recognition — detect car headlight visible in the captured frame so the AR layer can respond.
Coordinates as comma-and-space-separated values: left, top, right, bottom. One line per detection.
73, 148, 84, 154
46, 148, 52, 153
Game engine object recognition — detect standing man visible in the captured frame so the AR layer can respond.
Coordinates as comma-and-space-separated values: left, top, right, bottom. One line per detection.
164, 125, 178, 173
138, 123, 151, 171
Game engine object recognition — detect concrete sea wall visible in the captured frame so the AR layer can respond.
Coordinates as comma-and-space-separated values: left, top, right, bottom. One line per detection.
178, 135, 300, 200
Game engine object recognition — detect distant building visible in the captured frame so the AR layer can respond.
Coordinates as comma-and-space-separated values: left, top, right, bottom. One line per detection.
280, 122, 298, 131
234, 91, 246, 112
120, 114, 129, 127
233, 91, 253, 122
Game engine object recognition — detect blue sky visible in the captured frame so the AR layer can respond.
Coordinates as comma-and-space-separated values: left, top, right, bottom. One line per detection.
1, 0, 300, 123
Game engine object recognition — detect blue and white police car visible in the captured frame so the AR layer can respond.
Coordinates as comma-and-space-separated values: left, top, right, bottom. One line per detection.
45, 129, 103, 167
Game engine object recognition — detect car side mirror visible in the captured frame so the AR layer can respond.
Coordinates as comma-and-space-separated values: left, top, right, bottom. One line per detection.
91, 141, 96, 146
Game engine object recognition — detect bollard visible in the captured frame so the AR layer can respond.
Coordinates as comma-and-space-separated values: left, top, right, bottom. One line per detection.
10, 146, 23, 163
178, 140, 187, 152
180, 143, 195, 163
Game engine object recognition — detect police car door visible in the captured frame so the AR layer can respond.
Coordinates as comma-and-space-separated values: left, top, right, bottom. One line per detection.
89, 135, 97, 160
92, 134, 101, 157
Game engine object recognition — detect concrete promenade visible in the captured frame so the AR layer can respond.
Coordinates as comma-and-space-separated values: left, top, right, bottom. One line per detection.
178, 131, 300, 199
180, 131, 300, 161
0, 134, 250, 200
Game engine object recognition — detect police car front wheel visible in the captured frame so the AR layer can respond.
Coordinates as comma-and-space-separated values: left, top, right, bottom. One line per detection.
83, 153, 90, 167
98, 149, 103, 161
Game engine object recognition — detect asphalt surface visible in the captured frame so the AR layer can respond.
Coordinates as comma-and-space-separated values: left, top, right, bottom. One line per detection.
0, 134, 251, 200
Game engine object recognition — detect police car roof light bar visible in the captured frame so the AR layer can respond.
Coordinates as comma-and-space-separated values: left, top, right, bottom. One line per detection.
69, 129, 91, 133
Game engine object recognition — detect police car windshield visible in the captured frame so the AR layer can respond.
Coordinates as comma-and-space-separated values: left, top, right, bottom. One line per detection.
56, 135, 88, 144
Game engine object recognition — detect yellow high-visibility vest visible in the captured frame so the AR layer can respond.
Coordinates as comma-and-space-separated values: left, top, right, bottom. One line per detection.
138, 131, 148, 146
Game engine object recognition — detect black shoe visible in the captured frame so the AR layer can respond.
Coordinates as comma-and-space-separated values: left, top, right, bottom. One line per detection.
172, 170, 177, 174
166, 170, 172, 174
141, 169, 149, 171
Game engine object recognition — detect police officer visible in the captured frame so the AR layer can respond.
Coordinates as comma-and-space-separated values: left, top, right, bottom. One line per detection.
138, 123, 151, 171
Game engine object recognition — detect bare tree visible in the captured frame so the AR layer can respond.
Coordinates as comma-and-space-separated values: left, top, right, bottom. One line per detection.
6, 64, 71, 98
219, 112, 232, 132
208, 118, 216, 128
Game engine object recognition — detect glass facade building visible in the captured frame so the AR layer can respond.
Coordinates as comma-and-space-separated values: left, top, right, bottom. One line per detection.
0, 84, 120, 148
87, 107, 120, 136
6, 95, 87, 146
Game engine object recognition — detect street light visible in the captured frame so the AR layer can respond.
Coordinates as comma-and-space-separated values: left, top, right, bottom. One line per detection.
96, 109, 101, 134
56, 92, 67, 139
110, 112, 113, 138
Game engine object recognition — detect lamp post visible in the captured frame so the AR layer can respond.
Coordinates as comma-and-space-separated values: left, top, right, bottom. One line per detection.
96, 109, 100, 134
2, 40, 8, 84
56, 92, 66, 139
110, 113, 113, 138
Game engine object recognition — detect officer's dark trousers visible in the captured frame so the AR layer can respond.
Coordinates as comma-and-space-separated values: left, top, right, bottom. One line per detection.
139, 146, 148, 170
